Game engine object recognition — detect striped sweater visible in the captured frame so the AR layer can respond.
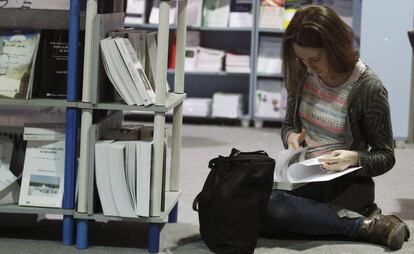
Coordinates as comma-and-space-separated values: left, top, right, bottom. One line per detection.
281, 65, 395, 213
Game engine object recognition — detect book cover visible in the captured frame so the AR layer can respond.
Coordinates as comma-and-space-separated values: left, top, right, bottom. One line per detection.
0, 30, 40, 99
114, 37, 155, 105
32, 30, 84, 99
0, 0, 70, 10
18, 140, 65, 208
95, 140, 119, 216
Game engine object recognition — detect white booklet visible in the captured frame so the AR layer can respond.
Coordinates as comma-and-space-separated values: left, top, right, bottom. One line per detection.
273, 147, 361, 188
18, 140, 65, 208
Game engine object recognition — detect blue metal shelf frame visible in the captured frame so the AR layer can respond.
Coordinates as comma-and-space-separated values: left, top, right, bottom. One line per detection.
62, 0, 81, 245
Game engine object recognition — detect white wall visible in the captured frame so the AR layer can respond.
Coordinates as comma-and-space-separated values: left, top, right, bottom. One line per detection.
360, 0, 414, 139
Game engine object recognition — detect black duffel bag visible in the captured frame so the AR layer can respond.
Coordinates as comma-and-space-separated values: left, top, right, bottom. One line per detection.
192, 148, 275, 254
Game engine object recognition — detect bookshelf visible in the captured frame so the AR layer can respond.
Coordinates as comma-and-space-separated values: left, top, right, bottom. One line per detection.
72, 1, 187, 253
0, 1, 83, 247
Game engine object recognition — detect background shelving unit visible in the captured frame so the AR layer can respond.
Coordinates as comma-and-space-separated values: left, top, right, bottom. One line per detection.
73, 1, 187, 253
0, 3, 84, 246
125, 0, 360, 128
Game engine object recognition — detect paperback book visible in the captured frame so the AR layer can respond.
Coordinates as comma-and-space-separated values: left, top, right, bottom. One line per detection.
273, 147, 361, 190
0, 30, 40, 99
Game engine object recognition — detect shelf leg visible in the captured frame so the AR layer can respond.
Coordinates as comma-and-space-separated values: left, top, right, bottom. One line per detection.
76, 219, 89, 249
148, 223, 161, 253
168, 203, 178, 223
62, 215, 74, 245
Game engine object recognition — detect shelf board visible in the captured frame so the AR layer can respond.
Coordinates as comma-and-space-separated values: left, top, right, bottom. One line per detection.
0, 98, 78, 107
127, 23, 251, 32
74, 191, 180, 223
0, 204, 73, 215
257, 73, 284, 79
168, 69, 250, 76
253, 116, 285, 122
84, 93, 186, 112
0, 9, 86, 30
259, 28, 284, 34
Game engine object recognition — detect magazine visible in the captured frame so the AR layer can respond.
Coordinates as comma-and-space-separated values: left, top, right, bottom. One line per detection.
273, 147, 361, 189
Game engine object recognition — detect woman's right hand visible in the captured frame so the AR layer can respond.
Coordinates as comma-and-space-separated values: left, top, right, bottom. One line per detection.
287, 129, 307, 149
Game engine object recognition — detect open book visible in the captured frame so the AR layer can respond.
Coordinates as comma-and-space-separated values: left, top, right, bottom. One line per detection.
273, 147, 361, 190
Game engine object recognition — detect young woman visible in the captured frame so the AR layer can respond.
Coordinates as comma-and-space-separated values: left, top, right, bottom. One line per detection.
261, 4, 410, 250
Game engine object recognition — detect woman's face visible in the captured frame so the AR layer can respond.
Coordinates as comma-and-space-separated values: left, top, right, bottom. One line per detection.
292, 43, 331, 79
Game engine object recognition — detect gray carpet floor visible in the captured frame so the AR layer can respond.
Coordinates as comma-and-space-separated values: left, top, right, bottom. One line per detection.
0, 123, 413, 253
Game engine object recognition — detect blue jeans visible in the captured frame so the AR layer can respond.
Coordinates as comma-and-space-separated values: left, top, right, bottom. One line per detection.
261, 190, 363, 237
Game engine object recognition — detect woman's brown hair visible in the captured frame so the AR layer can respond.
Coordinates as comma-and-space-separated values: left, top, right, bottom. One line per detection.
282, 5, 359, 95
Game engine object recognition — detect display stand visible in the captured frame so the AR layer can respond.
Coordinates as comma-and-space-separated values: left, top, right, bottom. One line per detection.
73, 1, 187, 253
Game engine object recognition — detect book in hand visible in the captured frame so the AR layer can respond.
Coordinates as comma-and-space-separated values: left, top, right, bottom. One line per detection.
273, 147, 361, 190
18, 139, 65, 208
0, 30, 40, 99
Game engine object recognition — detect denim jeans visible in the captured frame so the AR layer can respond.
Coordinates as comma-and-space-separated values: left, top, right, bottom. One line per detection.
261, 190, 363, 237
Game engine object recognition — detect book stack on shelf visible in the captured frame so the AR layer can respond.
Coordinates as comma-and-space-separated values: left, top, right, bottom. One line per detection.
95, 125, 167, 217
212, 93, 243, 119
257, 36, 283, 75
259, 0, 285, 30
100, 36, 155, 106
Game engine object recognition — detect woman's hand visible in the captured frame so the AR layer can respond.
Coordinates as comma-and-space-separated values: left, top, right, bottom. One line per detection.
287, 129, 306, 149
319, 150, 359, 172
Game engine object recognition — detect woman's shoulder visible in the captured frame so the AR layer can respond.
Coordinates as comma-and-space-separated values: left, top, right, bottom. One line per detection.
355, 66, 388, 94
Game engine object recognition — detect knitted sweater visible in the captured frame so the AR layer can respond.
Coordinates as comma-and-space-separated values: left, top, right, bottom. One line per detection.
281, 67, 395, 214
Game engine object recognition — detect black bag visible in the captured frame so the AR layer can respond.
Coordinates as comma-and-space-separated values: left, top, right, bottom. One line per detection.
192, 148, 275, 254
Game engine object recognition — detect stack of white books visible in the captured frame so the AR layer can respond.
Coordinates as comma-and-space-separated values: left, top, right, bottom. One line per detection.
203, 0, 231, 27
195, 47, 225, 72
229, 0, 253, 28
19, 124, 66, 208
186, 0, 203, 27
124, 0, 146, 26
149, 0, 177, 25
257, 36, 283, 74
100, 37, 155, 106
225, 52, 250, 73
183, 98, 212, 117
212, 93, 243, 119
95, 132, 167, 217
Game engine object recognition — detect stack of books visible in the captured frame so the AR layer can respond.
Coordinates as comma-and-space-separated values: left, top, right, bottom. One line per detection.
212, 93, 243, 119
100, 36, 155, 106
225, 52, 250, 73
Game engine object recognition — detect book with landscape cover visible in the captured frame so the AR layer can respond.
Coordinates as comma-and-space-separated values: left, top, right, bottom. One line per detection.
0, 30, 40, 99
18, 139, 65, 208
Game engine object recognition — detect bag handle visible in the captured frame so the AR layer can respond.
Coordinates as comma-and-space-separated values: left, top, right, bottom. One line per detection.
192, 193, 200, 212
230, 148, 268, 157
208, 149, 269, 168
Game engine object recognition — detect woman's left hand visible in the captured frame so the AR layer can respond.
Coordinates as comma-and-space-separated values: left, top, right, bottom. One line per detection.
319, 150, 359, 172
